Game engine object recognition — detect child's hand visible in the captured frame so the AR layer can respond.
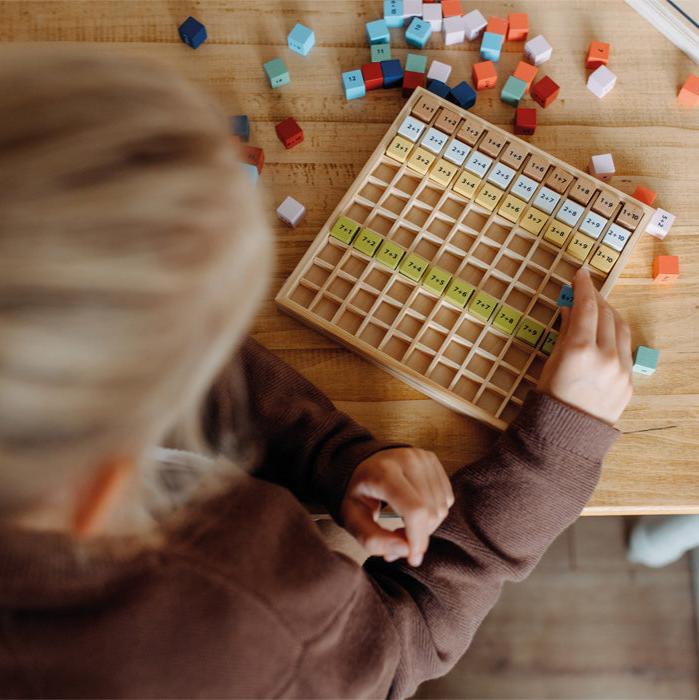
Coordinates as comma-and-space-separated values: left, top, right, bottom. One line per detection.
537, 267, 633, 425
340, 447, 454, 566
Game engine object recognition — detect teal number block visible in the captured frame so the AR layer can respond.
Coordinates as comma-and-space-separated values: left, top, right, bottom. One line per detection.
405, 52, 427, 73
384, 0, 404, 28
480, 31, 504, 62
342, 69, 366, 100
371, 43, 392, 62
288, 22, 315, 56
366, 19, 390, 45
501, 75, 527, 106
405, 17, 432, 48
264, 58, 290, 88
632, 345, 660, 375
557, 284, 574, 308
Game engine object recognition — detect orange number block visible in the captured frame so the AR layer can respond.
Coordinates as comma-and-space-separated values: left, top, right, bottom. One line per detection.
652, 255, 679, 283
677, 75, 699, 107
585, 41, 610, 69
507, 13, 528, 41
472, 60, 498, 90
513, 60, 537, 93
486, 15, 508, 35
632, 185, 657, 206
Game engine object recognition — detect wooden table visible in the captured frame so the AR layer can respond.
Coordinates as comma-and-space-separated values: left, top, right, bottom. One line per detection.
3, 0, 698, 514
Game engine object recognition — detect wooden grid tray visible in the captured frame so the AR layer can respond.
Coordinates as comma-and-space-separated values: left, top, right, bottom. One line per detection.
276, 87, 654, 430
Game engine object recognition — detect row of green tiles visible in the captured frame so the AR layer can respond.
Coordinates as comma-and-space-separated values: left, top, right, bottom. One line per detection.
330, 216, 558, 355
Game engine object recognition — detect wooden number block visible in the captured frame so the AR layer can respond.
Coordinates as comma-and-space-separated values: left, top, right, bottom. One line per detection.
523, 154, 550, 181
545, 166, 573, 194
230, 115, 250, 142
443, 138, 470, 166
276, 196, 305, 227
498, 194, 527, 223
501, 76, 527, 107
445, 277, 476, 308
487, 163, 517, 189
646, 208, 675, 239
288, 22, 315, 56
448, 81, 477, 109
579, 211, 608, 238
524, 34, 552, 65
422, 4, 443, 31
542, 330, 558, 355
507, 13, 528, 41
362, 62, 384, 90
592, 190, 620, 217
400, 251, 430, 281
632, 185, 657, 206
480, 32, 504, 62
486, 15, 508, 35
441, 0, 464, 18
569, 178, 596, 205
381, 59, 404, 88
469, 290, 498, 322
632, 345, 659, 375
371, 43, 392, 62
428, 79, 451, 99
406, 53, 428, 73
453, 170, 481, 199
386, 135, 413, 163
511, 174, 538, 202
423, 265, 452, 295
264, 58, 290, 88
521, 207, 548, 235
556, 198, 585, 227
616, 201, 643, 231
652, 255, 679, 283
586, 41, 610, 69
556, 283, 574, 307
402, 70, 427, 97
589, 153, 615, 181
456, 116, 484, 145
543, 220, 572, 247
330, 216, 361, 244
602, 222, 631, 252
443, 15, 466, 45
677, 75, 699, 107
513, 61, 537, 92
514, 107, 536, 135
434, 107, 461, 134
463, 8, 487, 40
353, 227, 383, 257
428, 60, 452, 84
421, 127, 449, 154
407, 147, 436, 174
398, 115, 427, 142
376, 240, 406, 270
384, 0, 405, 28
533, 186, 560, 213
587, 65, 617, 99
472, 60, 498, 90
493, 305, 523, 334
464, 151, 493, 177
479, 131, 506, 158
566, 232, 596, 262
178, 16, 208, 48
275, 117, 304, 148
366, 18, 390, 45
475, 183, 505, 211
515, 317, 545, 346
429, 158, 458, 187
241, 146, 265, 173
500, 142, 528, 169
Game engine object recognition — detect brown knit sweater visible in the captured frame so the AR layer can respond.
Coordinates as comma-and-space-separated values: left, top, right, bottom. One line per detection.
0, 338, 618, 699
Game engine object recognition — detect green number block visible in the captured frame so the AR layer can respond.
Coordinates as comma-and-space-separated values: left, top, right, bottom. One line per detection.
376, 239, 406, 269
444, 278, 476, 308
263, 58, 290, 88
399, 251, 429, 282
493, 305, 523, 335
632, 345, 659, 375
353, 227, 383, 257
500, 75, 527, 107
330, 216, 361, 244
542, 330, 558, 356
371, 43, 391, 62
423, 266, 452, 295
405, 52, 427, 73
469, 290, 498, 322
515, 317, 545, 347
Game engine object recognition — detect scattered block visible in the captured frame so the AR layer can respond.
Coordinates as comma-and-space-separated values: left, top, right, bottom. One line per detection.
275, 117, 304, 149
472, 60, 497, 90
384, 0, 405, 28
486, 16, 508, 35
362, 62, 384, 90
427, 79, 451, 99
501, 75, 527, 106
402, 70, 426, 96
240, 163, 259, 185
652, 255, 679, 283
448, 81, 477, 110
406, 53, 428, 73
514, 107, 536, 135
632, 346, 659, 376
288, 22, 315, 56
427, 59, 452, 83
178, 16, 207, 49
632, 185, 657, 206
513, 61, 537, 92
480, 31, 504, 61
646, 208, 676, 239
677, 75, 699, 107
556, 284, 574, 307
589, 153, 615, 182
342, 70, 366, 100
507, 13, 528, 41
587, 64, 617, 98
463, 9, 487, 40
371, 43, 392, 62
381, 59, 404, 88
230, 115, 249, 142
366, 19, 390, 45
524, 34, 552, 65
241, 145, 264, 173
531, 75, 560, 108
586, 41, 610, 69
443, 15, 466, 45
422, 3, 443, 31
441, 0, 463, 18
264, 58, 290, 88
276, 196, 305, 227
405, 17, 433, 48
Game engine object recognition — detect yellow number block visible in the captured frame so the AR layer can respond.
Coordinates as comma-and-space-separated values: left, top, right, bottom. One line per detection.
353, 227, 383, 257
452, 170, 481, 199
406, 147, 435, 175
385, 135, 413, 164
566, 232, 595, 262
469, 290, 498, 322
498, 194, 526, 223
444, 277, 476, 308
475, 184, 505, 212
493, 305, 523, 335
515, 317, 545, 347
423, 265, 452, 295
542, 330, 558, 356
429, 158, 458, 188
589, 244, 619, 274
543, 220, 572, 248
375, 239, 405, 270
399, 251, 429, 281
330, 216, 361, 244
520, 207, 548, 235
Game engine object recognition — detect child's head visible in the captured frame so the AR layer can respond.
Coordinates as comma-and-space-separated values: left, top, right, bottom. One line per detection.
0, 47, 272, 518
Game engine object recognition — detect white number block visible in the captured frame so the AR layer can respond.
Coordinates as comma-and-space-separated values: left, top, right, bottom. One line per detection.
589, 153, 615, 182
443, 138, 470, 166
587, 65, 617, 99
487, 163, 516, 189
398, 115, 427, 142
602, 222, 631, 251
403, 0, 423, 17
579, 211, 608, 238
463, 9, 487, 41
524, 34, 552, 66
464, 151, 493, 177
646, 208, 676, 239
422, 3, 442, 31
443, 16, 466, 45
276, 196, 305, 227
512, 174, 538, 202
427, 59, 452, 83
555, 199, 585, 227
421, 127, 449, 154
533, 186, 560, 214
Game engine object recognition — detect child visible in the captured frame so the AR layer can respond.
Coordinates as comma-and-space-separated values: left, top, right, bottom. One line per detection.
0, 47, 633, 698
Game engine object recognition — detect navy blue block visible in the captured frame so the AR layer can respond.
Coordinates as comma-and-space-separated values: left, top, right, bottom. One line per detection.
380, 59, 404, 89
178, 16, 207, 49
448, 81, 477, 109
230, 115, 250, 142
427, 79, 451, 99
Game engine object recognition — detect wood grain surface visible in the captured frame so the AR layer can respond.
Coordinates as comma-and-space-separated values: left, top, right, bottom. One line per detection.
1, 0, 697, 513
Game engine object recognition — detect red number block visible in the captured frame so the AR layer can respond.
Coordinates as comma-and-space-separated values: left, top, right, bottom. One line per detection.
678, 75, 699, 107
471, 60, 497, 90
514, 107, 536, 135
632, 185, 657, 206
402, 70, 426, 97
531, 75, 559, 108
361, 62, 384, 90
241, 145, 264, 173
507, 13, 528, 41
652, 255, 679, 283
275, 117, 304, 149
585, 41, 610, 69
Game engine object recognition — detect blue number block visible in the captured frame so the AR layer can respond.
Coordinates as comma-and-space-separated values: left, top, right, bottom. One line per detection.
287, 22, 315, 56
405, 52, 427, 73
366, 19, 390, 45
342, 70, 366, 100
380, 59, 404, 88
384, 0, 405, 28
405, 17, 432, 48
230, 115, 250, 142
427, 79, 451, 99
632, 345, 660, 375
264, 58, 290, 88
556, 284, 574, 308
501, 75, 527, 107
241, 163, 259, 185
178, 16, 207, 49
480, 31, 505, 62
448, 81, 477, 109
371, 43, 391, 62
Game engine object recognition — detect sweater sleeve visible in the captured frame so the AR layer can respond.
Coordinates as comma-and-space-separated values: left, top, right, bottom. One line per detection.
202, 337, 406, 520
363, 390, 619, 699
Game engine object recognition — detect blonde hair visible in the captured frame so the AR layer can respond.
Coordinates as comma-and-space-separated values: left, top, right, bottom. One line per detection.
0, 47, 272, 517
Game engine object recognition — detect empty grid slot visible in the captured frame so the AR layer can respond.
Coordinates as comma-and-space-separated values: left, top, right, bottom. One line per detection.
397, 312, 422, 337
383, 334, 410, 361
350, 288, 378, 313
463, 210, 488, 232
395, 174, 422, 195
490, 365, 518, 392
466, 352, 495, 378
472, 241, 498, 266
509, 232, 535, 257
554, 257, 580, 281
435, 249, 462, 273
345, 201, 372, 224
391, 225, 418, 248
417, 185, 443, 207
415, 238, 440, 260
368, 212, 396, 235
530, 243, 558, 269
337, 308, 363, 334
541, 277, 564, 303
514, 377, 537, 401
433, 304, 460, 331
444, 339, 470, 365
526, 356, 546, 380
411, 291, 438, 317
590, 273, 605, 290
450, 229, 477, 253
502, 342, 531, 371
372, 162, 399, 184
359, 182, 387, 203
365, 267, 391, 291
499, 401, 521, 423
440, 197, 466, 221
495, 254, 522, 279
426, 217, 453, 240
311, 296, 341, 321
419, 326, 448, 354
375, 300, 401, 325
386, 278, 413, 304
481, 274, 509, 299
429, 362, 458, 388
529, 300, 556, 325
359, 323, 387, 348
382, 194, 409, 216
341, 254, 368, 279
503, 286, 532, 313
317, 242, 345, 266
518, 265, 545, 292
290, 283, 318, 308
484, 222, 511, 245
456, 317, 482, 343
305, 263, 332, 287
454, 375, 481, 401
404, 205, 430, 227
479, 331, 508, 358
459, 262, 487, 287
328, 276, 354, 299
477, 387, 506, 415
405, 347, 435, 374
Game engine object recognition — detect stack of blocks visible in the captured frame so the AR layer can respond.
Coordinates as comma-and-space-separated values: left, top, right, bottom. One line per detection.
480, 17, 506, 62
404, 53, 427, 96
513, 61, 537, 93
427, 59, 452, 84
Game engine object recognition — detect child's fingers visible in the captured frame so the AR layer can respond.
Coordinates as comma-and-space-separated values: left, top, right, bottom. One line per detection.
568, 268, 598, 345
558, 306, 571, 340
595, 294, 617, 354
342, 498, 409, 559
430, 452, 455, 509
613, 308, 633, 372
